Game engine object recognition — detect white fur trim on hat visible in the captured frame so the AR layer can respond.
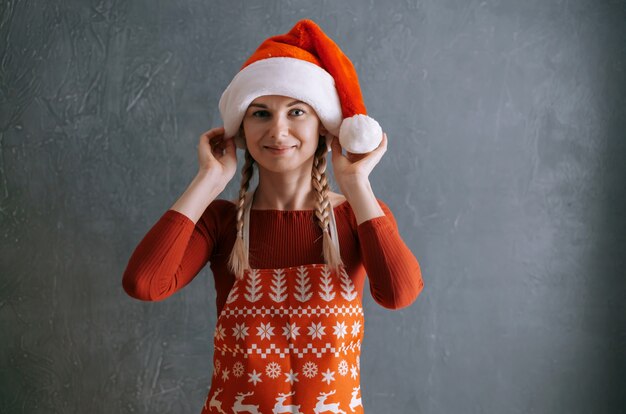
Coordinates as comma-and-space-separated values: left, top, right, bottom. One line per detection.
219, 57, 343, 148
339, 114, 383, 154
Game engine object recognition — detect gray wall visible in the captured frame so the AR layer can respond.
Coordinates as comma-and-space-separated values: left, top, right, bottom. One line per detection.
1, 1, 624, 413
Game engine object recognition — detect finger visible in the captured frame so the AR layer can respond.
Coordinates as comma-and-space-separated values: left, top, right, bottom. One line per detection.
202, 125, 225, 136
223, 136, 236, 156
366, 133, 387, 155
329, 137, 341, 164
362, 131, 386, 150
203, 126, 226, 144
363, 133, 388, 165
198, 132, 217, 150
354, 132, 387, 159
346, 152, 368, 163
342, 133, 385, 166
209, 133, 227, 146
372, 132, 388, 158
330, 135, 343, 161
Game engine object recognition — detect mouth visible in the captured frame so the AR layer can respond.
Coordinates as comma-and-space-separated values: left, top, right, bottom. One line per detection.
264, 145, 296, 155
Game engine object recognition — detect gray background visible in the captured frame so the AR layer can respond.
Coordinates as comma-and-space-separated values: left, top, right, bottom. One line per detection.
1, 0, 625, 413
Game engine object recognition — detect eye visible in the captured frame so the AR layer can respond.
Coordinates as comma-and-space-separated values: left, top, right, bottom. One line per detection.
251, 110, 270, 118
290, 108, 306, 116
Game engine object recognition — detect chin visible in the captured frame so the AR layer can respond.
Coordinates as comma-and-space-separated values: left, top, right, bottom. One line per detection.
258, 157, 316, 176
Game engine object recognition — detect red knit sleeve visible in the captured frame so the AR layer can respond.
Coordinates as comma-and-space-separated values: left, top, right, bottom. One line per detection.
122, 207, 217, 301
356, 200, 424, 309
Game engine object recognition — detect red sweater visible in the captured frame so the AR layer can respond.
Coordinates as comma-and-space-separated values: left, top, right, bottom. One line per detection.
123, 199, 423, 314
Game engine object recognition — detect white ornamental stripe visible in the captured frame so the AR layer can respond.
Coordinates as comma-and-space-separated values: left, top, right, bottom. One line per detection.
225, 285, 239, 304
214, 339, 362, 360
318, 267, 336, 302
340, 268, 358, 302
294, 266, 313, 302
218, 304, 364, 319
244, 269, 263, 302
269, 269, 287, 302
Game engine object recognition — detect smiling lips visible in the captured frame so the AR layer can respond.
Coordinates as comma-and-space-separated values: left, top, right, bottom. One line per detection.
265, 145, 295, 155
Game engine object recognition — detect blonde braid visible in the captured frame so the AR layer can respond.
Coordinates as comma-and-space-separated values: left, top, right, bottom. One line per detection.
312, 136, 344, 272
228, 149, 255, 280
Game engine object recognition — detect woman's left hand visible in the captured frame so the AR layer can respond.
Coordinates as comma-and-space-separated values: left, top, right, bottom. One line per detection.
329, 132, 388, 187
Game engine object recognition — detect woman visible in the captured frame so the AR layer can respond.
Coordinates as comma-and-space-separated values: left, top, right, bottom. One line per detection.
123, 19, 423, 414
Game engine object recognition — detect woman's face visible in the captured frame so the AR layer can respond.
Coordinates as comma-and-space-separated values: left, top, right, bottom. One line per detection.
241, 95, 327, 175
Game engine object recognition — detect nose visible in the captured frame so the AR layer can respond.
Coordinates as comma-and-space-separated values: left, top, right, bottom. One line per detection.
268, 113, 289, 139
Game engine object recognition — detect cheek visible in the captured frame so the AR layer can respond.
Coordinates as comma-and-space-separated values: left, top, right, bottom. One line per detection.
298, 121, 322, 139
242, 122, 263, 142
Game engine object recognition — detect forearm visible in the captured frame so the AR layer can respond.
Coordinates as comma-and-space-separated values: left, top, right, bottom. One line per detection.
170, 170, 227, 223
357, 207, 424, 309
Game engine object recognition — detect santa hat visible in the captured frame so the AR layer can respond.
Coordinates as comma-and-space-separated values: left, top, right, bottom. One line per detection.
218, 19, 382, 154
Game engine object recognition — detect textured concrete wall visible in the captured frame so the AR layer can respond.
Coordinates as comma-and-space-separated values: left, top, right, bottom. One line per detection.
1, 1, 625, 413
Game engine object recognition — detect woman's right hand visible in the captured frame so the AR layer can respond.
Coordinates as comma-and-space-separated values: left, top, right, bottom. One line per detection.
197, 126, 238, 187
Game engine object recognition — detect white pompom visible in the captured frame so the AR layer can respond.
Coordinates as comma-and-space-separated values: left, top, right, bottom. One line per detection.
338, 114, 383, 154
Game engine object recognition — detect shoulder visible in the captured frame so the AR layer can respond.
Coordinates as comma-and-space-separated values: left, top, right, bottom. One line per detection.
198, 199, 237, 235
207, 198, 237, 215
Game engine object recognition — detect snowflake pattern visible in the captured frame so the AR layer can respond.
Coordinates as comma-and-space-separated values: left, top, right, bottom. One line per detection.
282, 322, 300, 340
248, 369, 262, 386
302, 361, 318, 378
232, 361, 244, 378
256, 322, 275, 340
338, 360, 349, 376
232, 323, 249, 340
307, 322, 326, 340
333, 321, 347, 339
321, 368, 335, 385
214, 324, 226, 341
284, 369, 299, 385
266, 362, 282, 379
221, 367, 230, 381
213, 263, 366, 396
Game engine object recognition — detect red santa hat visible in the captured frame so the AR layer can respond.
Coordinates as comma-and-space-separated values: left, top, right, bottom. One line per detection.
218, 19, 382, 154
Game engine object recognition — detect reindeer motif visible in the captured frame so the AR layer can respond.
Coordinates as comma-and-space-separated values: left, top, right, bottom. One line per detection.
272, 391, 303, 414
349, 387, 362, 412
313, 390, 346, 414
204, 388, 227, 414
232, 391, 261, 414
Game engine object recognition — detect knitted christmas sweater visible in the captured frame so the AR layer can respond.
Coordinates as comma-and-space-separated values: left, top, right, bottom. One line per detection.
123, 199, 423, 313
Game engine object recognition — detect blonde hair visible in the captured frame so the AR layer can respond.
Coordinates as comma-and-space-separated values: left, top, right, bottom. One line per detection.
228, 135, 343, 279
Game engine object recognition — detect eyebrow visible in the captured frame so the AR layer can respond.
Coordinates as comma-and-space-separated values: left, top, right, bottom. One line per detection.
248, 100, 304, 109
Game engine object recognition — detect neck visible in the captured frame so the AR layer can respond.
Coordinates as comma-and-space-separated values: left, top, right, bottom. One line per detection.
252, 166, 316, 210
